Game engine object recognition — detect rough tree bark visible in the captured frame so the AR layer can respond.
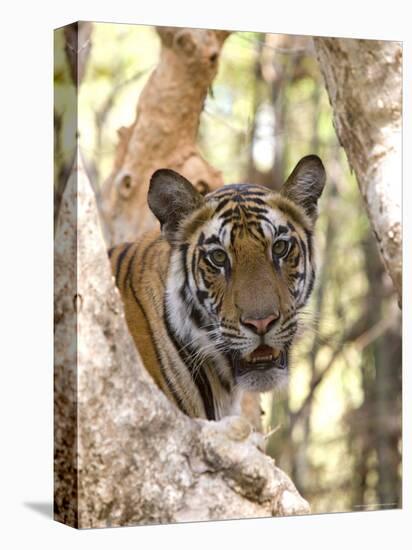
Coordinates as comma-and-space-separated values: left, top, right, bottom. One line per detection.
100, 27, 230, 245
63, 21, 92, 87
313, 38, 402, 301
54, 155, 310, 528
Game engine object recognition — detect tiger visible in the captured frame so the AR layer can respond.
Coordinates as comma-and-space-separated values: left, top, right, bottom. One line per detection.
109, 155, 325, 421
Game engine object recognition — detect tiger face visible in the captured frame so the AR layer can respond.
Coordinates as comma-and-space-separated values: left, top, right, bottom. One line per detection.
149, 155, 325, 394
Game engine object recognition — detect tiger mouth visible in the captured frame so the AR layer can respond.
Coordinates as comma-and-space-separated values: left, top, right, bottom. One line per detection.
233, 345, 287, 376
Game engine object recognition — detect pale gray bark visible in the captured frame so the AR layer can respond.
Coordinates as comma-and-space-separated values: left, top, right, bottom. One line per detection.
54, 153, 310, 529
314, 38, 402, 301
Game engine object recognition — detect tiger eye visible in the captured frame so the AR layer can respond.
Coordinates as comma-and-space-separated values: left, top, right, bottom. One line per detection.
209, 249, 227, 267
273, 240, 289, 257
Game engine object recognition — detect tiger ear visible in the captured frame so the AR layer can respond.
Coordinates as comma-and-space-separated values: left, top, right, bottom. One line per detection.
148, 169, 204, 242
280, 155, 326, 222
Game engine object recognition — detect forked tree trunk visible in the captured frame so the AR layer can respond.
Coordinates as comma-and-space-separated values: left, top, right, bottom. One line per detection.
314, 37, 402, 302
100, 27, 230, 244
54, 154, 310, 528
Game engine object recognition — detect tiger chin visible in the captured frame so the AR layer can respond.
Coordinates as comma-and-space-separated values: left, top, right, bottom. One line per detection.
109, 155, 326, 421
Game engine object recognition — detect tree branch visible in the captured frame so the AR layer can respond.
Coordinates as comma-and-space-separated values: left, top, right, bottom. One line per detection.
100, 27, 232, 244
313, 38, 402, 302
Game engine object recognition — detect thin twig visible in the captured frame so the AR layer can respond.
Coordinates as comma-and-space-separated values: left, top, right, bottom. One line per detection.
264, 423, 282, 440
289, 314, 394, 432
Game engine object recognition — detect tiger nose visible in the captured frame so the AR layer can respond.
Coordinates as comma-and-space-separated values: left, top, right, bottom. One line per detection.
241, 314, 279, 334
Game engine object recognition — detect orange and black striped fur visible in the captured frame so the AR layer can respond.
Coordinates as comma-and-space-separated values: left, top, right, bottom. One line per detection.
109, 155, 326, 421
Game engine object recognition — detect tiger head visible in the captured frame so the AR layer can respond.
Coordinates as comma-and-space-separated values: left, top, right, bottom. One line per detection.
148, 155, 325, 393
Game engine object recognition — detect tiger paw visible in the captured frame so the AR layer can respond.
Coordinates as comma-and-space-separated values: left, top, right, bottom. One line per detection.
198, 416, 266, 469
195, 416, 275, 501
219, 415, 252, 442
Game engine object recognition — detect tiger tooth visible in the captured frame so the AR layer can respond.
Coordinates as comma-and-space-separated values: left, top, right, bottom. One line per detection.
247, 355, 274, 364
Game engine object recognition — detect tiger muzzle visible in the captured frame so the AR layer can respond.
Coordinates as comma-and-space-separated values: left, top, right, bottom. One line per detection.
233, 344, 287, 377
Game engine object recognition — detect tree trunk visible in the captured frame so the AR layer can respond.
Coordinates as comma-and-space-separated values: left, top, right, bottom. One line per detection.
54, 22, 93, 226
54, 154, 310, 528
313, 38, 402, 302
100, 27, 231, 245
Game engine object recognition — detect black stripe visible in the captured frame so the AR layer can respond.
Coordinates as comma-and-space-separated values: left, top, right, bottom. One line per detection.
288, 237, 300, 268
198, 265, 212, 289
245, 223, 267, 247
249, 222, 266, 240
210, 191, 237, 201
189, 301, 206, 329
191, 246, 198, 286
138, 236, 162, 284
115, 242, 133, 287
163, 302, 216, 420
243, 205, 270, 215
247, 213, 273, 225
233, 196, 267, 205
289, 270, 304, 280
179, 243, 190, 304
219, 207, 239, 219
209, 187, 268, 202
220, 206, 272, 227
304, 228, 313, 260
299, 231, 314, 305
230, 224, 241, 246
277, 204, 308, 229
213, 292, 224, 315
202, 257, 221, 274
124, 245, 138, 289
276, 225, 289, 235
276, 320, 298, 338
204, 234, 222, 245
282, 312, 296, 324
179, 247, 212, 331
213, 198, 232, 214
220, 216, 241, 232
197, 289, 209, 305
220, 332, 247, 340
299, 238, 308, 303
127, 260, 191, 416
303, 268, 315, 304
